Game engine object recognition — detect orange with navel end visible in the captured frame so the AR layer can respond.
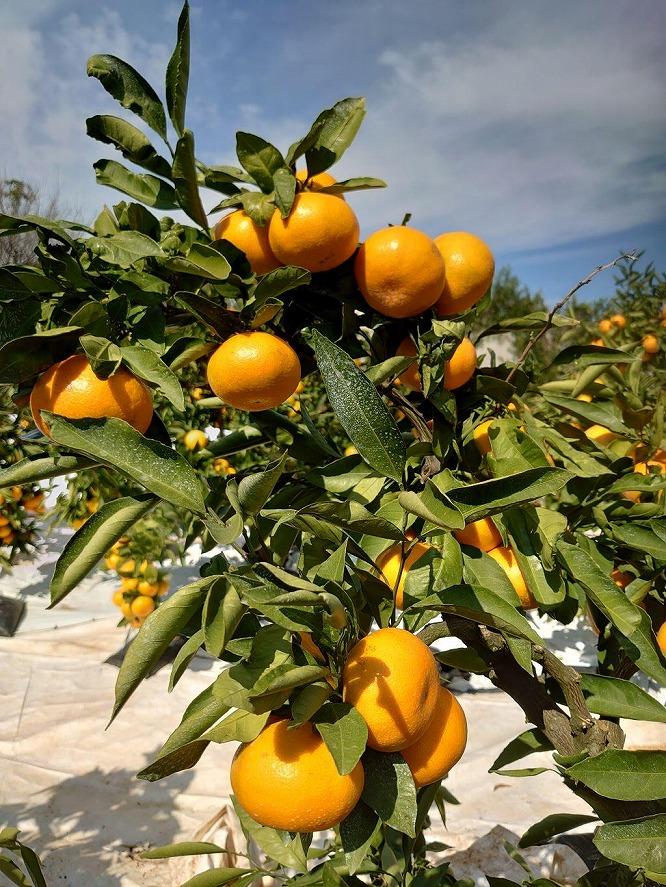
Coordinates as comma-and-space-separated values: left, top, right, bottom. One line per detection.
213, 210, 281, 276
642, 334, 660, 355
396, 336, 477, 392
610, 314, 626, 329
207, 331, 301, 412
231, 719, 364, 832
376, 538, 431, 609
487, 545, 537, 609
434, 232, 494, 316
401, 686, 467, 787
354, 227, 444, 319
598, 318, 612, 333
473, 419, 494, 456
295, 169, 337, 191
268, 192, 359, 272
342, 627, 440, 751
30, 355, 153, 437
131, 595, 155, 618
454, 517, 502, 552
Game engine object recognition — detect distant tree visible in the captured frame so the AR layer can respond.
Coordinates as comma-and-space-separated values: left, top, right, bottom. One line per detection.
0, 178, 64, 265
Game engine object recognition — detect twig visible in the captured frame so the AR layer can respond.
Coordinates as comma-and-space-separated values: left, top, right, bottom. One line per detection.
505, 252, 638, 384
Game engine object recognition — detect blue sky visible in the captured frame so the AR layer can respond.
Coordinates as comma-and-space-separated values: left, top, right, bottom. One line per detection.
1, 0, 665, 303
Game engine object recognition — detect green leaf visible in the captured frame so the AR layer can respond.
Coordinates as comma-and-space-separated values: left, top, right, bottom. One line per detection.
205, 709, 270, 744
610, 522, 666, 562
398, 483, 464, 531
48, 415, 208, 515
203, 584, 244, 658
87, 53, 167, 139
112, 577, 213, 721
503, 508, 565, 606
567, 750, 666, 801
79, 335, 122, 377
489, 728, 553, 773
183, 243, 232, 280
314, 703, 368, 776
435, 647, 489, 674
319, 177, 386, 194
442, 468, 572, 521
166, 1, 190, 135
542, 394, 631, 435
86, 230, 165, 268
250, 265, 311, 304
169, 629, 204, 691
549, 344, 634, 369
558, 542, 666, 685
305, 97, 366, 175
85, 115, 171, 177
50, 494, 156, 606
478, 311, 578, 338
94, 160, 178, 209
120, 345, 184, 410
142, 842, 227, 859
291, 682, 332, 724
273, 167, 296, 218
518, 813, 598, 848
16, 845, 46, 887
578, 674, 666, 724
237, 453, 287, 515
236, 132, 286, 192
174, 291, 241, 338
0, 856, 31, 887
339, 802, 381, 875
233, 799, 308, 872
0, 454, 96, 489
593, 814, 666, 875
310, 329, 405, 483
0, 326, 82, 384
361, 749, 417, 837
179, 869, 254, 887
173, 130, 208, 228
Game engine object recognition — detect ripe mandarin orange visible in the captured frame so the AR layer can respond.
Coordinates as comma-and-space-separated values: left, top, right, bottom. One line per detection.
610, 314, 626, 329
434, 232, 494, 316
401, 686, 467, 787
213, 210, 281, 275
342, 627, 440, 751
598, 318, 612, 333
30, 355, 153, 437
396, 336, 477, 392
268, 192, 359, 272
642, 334, 660, 354
354, 227, 444, 319
376, 538, 431, 609
295, 169, 337, 190
473, 419, 494, 455
231, 719, 364, 832
131, 595, 155, 618
487, 545, 537, 609
657, 621, 666, 656
454, 517, 502, 552
207, 331, 301, 411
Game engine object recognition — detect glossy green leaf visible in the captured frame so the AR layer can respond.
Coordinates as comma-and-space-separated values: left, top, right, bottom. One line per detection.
305, 97, 366, 175
236, 132, 286, 192
142, 842, 228, 859
233, 799, 308, 872
489, 728, 553, 773
339, 802, 381, 875
120, 345, 184, 410
87, 53, 167, 138
314, 702, 368, 776
361, 749, 417, 837
567, 750, 666, 801
519, 813, 598, 848
166, 0, 190, 135
311, 329, 405, 483
237, 453, 287, 515
174, 291, 241, 338
50, 494, 156, 606
173, 130, 208, 228
273, 167, 296, 217
0, 326, 82, 383
48, 414, 208, 515
94, 159, 178, 209
0, 454, 96, 489
593, 814, 666, 875
179, 868, 254, 887
86, 230, 165, 268
578, 674, 666, 724
85, 115, 171, 177
442, 468, 572, 521
319, 177, 386, 194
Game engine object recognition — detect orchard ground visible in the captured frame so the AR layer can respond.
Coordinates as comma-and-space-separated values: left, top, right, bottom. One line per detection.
1, 519, 664, 887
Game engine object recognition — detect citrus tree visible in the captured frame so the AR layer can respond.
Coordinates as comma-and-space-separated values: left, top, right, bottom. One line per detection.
0, 4, 665, 885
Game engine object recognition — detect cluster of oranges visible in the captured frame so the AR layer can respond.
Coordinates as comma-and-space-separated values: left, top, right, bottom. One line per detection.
377, 517, 536, 611
0, 485, 44, 550
591, 312, 662, 360
231, 627, 466, 833
105, 538, 169, 629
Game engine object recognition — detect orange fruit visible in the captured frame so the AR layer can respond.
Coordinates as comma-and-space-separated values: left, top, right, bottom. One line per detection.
11, 487, 22, 501
590, 338, 604, 347
70, 517, 86, 530
610, 314, 626, 329
183, 429, 208, 451
454, 517, 502, 552
396, 336, 476, 392
611, 569, 632, 589
487, 546, 537, 609
342, 627, 440, 751
0, 525, 13, 539
104, 553, 121, 571
0, 516, 9, 527
131, 595, 155, 618
401, 686, 467, 787
642, 334, 660, 355
585, 424, 619, 446
295, 169, 337, 191
598, 318, 612, 333
473, 419, 494, 456
137, 580, 159, 597
376, 539, 431, 609
354, 227, 444, 318
120, 601, 133, 620
298, 632, 326, 663
343, 445, 358, 457
85, 498, 99, 514
3, 531, 15, 545
434, 232, 494, 316
213, 210, 281, 276
112, 590, 125, 607
207, 331, 301, 412
657, 621, 666, 656
157, 578, 170, 596
30, 355, 153, 437
622, 460, 664, 502
121, 577, 140, 592
268, 192, 359, 272
230, 719, 364, 832
117, 558, 136, 577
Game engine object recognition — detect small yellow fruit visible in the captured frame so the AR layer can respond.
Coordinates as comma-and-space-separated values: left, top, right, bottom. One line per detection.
112, 590, 125, 607
657, 621, 666, 656
191, 387, 204, 400
376, 539, 431, 609
344, 445, 358, 456
183, 429, 208, 451
158, 579, 170, 596
473, 419, 494, 456
487, 546, 537, 609
598, 318, 612, 333
131, 595, 155, 618
454, 517, 502, 552
610, 314, 626, 329
585, 424, 619, 446
295, 169, 337, 191
117, 558, 136, 577
120, 601, 134, 620
105, 553, 121, 571
642, 334, 660, 355
138, 579, 159, 597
